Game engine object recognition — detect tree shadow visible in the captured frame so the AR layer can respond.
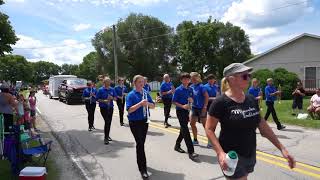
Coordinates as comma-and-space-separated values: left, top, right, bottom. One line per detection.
208, 175, 225, 180
147, 131, 164, 136
282, 128, 304, 133
148, 167, 185, 180
198, 154, 218, 165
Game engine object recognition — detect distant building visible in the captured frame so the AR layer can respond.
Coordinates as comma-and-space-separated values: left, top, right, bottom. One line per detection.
244, 33, 320, 92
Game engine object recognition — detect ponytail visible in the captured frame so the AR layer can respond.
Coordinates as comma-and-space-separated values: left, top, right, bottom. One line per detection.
221, 77, 229, 93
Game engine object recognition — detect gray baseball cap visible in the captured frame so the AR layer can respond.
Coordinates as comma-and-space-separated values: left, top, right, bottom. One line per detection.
223, 63, 253, 77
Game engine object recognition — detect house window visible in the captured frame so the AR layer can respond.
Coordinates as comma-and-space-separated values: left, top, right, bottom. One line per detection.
305, 67, 319, 89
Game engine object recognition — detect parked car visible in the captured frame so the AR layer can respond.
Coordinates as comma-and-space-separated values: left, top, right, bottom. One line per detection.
58, 78, 87, 104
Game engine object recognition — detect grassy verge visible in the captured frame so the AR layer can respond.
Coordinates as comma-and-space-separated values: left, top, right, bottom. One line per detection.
0, 156, 59, 180
260, 98, 320, 129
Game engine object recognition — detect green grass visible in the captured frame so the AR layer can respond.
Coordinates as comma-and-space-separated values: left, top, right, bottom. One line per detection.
259, 98, 320, 129
0, 156, 59, 180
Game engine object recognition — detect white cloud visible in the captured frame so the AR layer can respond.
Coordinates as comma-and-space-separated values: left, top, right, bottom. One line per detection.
73, 23, 92, 31
10, 0, 25, 2
13, 35, 93, 65
221, 0, 312, 54
50, 0, 166, 7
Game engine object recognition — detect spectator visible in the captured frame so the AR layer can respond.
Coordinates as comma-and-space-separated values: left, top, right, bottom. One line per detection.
291, 82, 305, 115
248, 78, 263, 106
0, 84, 17, 133
307, 88, 320, 119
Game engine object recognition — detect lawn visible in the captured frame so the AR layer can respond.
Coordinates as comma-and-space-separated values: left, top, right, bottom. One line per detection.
151, 91, 320, 129
259, 98, 320, 129
0, 156, 59, 180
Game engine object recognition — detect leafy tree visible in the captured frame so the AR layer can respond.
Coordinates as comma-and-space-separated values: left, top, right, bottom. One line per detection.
78, 51, 99, 81
92, 13, 174, 81
0, 0, 19, 56
31, 61, 61, 84
60, 63, 79, 75
0, 55, 33, 82
174, 18, 251, 78
252, 68, 299, 100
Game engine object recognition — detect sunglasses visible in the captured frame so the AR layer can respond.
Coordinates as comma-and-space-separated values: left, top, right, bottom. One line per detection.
239, 73, 252, 80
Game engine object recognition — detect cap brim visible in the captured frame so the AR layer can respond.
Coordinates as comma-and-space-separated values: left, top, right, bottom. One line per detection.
236, 66, 253, 74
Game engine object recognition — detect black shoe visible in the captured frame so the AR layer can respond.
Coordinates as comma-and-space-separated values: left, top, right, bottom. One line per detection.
277, 125, 286, 130
108, 137, 113, 141
92, 126, 96, 129
104, 139, 109, 145
88, 127, 92, 132
189, 153, 199, 160
165, 123, 169, 128
168, 115, 172, 118
120, 123, 124, 126
140, 171, 149, 179
174, 146, 186, 153
166, 123, 172, 127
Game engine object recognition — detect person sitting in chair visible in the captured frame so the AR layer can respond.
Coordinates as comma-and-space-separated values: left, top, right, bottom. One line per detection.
307, 88, 320, 119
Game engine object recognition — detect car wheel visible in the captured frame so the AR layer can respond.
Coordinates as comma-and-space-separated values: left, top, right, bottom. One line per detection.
65, 97, 71, 105
59, 96, 63, 102
49, 94, 53, 99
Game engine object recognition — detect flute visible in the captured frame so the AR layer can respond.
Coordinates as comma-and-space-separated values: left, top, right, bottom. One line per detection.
278, 84, 282, 104
143, 90, 150, 123
90, 87, 92, 104
189, 90, 193, 116
122, 86, 125, 104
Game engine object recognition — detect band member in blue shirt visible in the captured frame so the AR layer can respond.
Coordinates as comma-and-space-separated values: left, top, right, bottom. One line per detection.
248, 78, 263, 104
190, 72, 209, 147
96, 77, 117, 145
264, 78, 285, 130
115, 78, 128, 126
126, 75, 155, 179
204, 74, 219, 110
172, 73, 199, 161
143, 77, 151, 93
82, 81, 97, 131
160, 74, 175, 128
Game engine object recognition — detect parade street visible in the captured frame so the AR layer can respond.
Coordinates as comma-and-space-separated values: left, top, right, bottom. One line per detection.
36, 93, 320, 180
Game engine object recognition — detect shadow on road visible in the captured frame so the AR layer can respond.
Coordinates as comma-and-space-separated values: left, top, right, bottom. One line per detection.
147, 131, 165, 136
282, 128, 304, 133
276, 135, 291, 139
198, 154, 218, 165
148, 167, 185, 180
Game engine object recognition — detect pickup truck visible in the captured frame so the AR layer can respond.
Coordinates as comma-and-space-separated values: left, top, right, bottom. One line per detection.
58, 78, 87, 104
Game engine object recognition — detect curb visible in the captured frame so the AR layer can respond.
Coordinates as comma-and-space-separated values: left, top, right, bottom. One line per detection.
36, 107, 91, 180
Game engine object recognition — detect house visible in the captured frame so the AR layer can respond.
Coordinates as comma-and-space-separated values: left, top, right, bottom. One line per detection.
244, 33, 320, 92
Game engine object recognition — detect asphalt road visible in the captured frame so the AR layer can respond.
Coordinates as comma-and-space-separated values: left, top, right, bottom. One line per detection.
36, 92, 320, 180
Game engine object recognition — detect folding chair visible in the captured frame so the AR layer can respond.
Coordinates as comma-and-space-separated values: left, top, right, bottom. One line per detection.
21, 134, 53, 167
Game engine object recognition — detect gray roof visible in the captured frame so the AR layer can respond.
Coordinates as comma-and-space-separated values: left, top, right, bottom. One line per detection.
243, 33, 320, 65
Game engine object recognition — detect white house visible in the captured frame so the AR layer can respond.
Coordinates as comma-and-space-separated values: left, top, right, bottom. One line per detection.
244, 33, 320, 91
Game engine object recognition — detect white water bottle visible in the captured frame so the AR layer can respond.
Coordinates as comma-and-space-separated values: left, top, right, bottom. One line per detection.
223, 151, 238, 176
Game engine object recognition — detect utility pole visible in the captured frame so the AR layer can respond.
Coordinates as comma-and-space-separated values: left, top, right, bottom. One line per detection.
112, 25, 118, 84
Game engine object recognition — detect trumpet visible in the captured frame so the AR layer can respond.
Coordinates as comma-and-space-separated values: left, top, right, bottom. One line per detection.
277, 84, 282, 104
142, 90, 150, 123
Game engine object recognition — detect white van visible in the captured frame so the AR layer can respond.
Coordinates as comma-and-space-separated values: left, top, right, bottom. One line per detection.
48, 75, 77, 99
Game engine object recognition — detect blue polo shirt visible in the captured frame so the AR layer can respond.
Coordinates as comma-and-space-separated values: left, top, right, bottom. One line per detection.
96, 86, 117, 108
172, 85, 193, 110
160, 81, 174, 99
115, 85, 128, 97
126, 89, 154, 121
82, 87, 97, 104
204, 83, 218, 98
143, 84, 151, 93
265, 85, 277, 102
248, 86, 261, 98
190, 83, 206, 109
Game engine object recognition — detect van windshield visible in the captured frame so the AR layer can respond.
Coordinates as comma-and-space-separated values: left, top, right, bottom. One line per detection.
68, 79, 87, 86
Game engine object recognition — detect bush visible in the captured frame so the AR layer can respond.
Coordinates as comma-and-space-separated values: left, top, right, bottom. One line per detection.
252, 68, 300, 100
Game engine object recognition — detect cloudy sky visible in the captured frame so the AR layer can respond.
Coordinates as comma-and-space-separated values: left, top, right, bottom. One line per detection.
2, 0, 319, 65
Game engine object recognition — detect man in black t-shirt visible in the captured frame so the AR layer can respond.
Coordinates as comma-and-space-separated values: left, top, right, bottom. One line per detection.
292, 82, 305, 115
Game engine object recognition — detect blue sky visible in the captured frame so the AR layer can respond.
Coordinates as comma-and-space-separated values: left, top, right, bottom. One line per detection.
1, 0, 319, 65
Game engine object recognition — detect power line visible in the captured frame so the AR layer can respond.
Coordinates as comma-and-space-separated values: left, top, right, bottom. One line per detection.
13, 0, 311, 50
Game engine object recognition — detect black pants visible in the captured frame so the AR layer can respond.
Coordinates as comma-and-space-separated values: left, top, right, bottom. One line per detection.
162, 98, 172, 124
129, 120, 149, 172
100, 107, 113, 139
264, 101, 282, 127
85, 102, 96, 128
176, 109, 194, 154
116, 98, 125, 124
2, 113, 13, 133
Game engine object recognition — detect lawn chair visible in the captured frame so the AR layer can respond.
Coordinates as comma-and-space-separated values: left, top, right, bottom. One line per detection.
21, 133, 53, 167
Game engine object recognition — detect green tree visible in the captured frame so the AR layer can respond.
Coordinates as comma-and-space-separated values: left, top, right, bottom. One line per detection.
174, 18, 251, 78
31, 61, 61, 84
0, 55, 33, 82
252, 68, 299, 100
78, 51, 99, 81
92, 13, 174, 80
60, 63, 79, 75
0, 0, 19, 56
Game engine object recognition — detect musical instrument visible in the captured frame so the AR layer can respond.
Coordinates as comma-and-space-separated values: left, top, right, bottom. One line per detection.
142, 90, 150, 123
278, 84, 282, 104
